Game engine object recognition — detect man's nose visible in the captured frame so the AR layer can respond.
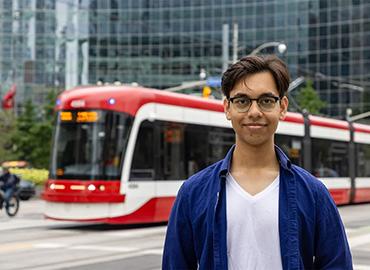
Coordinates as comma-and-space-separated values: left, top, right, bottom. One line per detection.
247, 100, 262, 115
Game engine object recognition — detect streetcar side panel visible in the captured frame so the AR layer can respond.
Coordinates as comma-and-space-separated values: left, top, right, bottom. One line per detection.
353, 124, 370, 203
309, 115, 351, 205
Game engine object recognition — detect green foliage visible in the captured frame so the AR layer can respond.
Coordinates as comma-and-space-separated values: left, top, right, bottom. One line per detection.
0, 110, 17, 162
10, 168, 48, 185
296, 79, 326, 115
10, 91, 57, 169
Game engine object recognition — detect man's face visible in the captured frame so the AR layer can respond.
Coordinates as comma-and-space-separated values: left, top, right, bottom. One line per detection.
223, 71, 288, 148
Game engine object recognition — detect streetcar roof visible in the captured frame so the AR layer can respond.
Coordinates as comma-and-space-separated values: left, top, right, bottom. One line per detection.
57, 85, 223, 116
56, 85, 370, 132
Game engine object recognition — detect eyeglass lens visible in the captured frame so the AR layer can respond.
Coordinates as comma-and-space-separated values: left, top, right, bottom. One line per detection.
230, 96, 279, 112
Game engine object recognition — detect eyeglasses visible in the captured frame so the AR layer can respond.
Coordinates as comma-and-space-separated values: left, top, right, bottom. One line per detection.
228, 94, 280, 113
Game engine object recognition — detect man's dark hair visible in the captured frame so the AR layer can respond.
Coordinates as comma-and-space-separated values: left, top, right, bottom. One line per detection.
221, 55, 290, 98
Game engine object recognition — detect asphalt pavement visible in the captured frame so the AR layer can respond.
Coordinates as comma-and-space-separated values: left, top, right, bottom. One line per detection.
0, 199, 370, 269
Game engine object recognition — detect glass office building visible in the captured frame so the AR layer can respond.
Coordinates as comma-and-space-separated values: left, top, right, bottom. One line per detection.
0, 0, 369, 118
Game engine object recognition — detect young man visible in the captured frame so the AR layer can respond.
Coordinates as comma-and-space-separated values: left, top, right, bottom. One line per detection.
162, 55, 352, 269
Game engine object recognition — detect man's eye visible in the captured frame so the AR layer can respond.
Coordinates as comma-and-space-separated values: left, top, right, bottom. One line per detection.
260, 98, 274, 104
236, 98, 249, 105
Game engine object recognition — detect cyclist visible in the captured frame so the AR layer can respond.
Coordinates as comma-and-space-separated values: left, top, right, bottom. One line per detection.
0, 167, 20, 209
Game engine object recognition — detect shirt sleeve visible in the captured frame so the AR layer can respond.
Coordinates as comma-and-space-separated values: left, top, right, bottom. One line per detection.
313, 182, 353, 269
162, 182, 197, 270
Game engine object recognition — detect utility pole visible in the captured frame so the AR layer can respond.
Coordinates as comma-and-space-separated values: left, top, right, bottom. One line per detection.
232, 23, 238, 63
222, 24, 229, 72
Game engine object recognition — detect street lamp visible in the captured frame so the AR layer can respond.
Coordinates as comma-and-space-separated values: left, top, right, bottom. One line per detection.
314, 71, 365, 117
231, 41, 287, 65
288, 76, 305, 92
287, 76, 306, 113
249, 42, 287, 56
346, 110, 370, 122
199, 68, 207, 80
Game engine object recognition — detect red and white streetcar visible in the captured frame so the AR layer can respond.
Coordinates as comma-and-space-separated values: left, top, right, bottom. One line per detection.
42, 85, 370, 224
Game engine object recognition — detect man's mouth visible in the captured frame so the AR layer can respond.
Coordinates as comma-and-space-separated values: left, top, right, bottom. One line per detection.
244, 123, 267, 126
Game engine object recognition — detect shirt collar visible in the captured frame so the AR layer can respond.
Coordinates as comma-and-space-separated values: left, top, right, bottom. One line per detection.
274, 144, 292, 170
218, 144, 292, 178
219, 145, 235, 177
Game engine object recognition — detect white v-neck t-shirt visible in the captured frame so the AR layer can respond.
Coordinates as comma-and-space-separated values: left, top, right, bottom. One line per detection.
226, 173, 282, 270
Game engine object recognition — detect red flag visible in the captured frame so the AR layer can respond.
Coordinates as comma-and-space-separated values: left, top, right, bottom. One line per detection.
2, 84, 16, 110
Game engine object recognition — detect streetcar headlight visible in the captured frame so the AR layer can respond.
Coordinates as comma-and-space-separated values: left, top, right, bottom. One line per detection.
87, 184, 96, 191
108, 98, 116, 105
49, 183, 65, 190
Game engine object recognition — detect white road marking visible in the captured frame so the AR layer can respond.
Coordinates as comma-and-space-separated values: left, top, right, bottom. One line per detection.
34, 242, 162, 254
354, 265, 370, 270
70, 245, 138, 253
34, 243, 68, 249
104, 226, 167, 237
349, 233, 370, 248
27, 247, 164, 270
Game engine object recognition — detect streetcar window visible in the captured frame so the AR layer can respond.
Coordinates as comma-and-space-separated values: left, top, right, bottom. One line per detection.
311, 139, 348, 177
184, 124, 209, 176
275, 135, 304, 167
156, 121, 234, 180
207, 127, 235, 166
130, 120, 235, 181
184, 125, 234, 176
130, 121, 155, 180
160, 122, 186, 180
356, 143, 370, 177
50, 111, 132, 180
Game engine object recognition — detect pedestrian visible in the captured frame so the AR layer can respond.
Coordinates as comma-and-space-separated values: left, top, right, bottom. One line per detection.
162, 55, 352, 269
0, 167, 20, 209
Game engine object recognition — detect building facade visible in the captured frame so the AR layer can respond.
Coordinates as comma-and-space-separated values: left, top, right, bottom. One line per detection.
0, 0, 369, 118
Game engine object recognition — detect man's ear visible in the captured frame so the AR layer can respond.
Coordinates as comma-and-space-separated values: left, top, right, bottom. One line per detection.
223, 98, 231, 120
279, 96, 289, 120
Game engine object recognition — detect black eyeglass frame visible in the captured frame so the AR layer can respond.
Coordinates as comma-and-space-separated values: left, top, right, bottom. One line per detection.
227, 94, 281, 112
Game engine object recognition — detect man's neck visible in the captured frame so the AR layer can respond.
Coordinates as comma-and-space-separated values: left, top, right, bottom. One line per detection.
229, 140, 280, 195
231, 140, 279, 172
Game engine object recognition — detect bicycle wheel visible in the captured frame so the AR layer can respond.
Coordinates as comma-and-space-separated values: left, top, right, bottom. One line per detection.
6, 196, 19, 217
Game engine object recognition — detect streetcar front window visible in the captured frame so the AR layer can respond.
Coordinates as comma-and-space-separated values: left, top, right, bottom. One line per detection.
50, 110, 133, 180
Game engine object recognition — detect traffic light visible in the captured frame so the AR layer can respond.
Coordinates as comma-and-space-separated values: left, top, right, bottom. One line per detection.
202, 86, 212, 98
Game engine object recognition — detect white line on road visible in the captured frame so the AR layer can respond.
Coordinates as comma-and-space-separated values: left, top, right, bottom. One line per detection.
28, 246, 163, 270
70, 245, 138, 253
103, 226, 167, 238
354, 265, 370, 270
33, 243, 68, 249
349, 233, 370, 248
0, 219, 79, 231
34, 242, 144, 253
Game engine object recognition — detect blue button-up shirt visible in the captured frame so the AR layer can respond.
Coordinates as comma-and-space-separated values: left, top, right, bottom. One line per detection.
163, 145, 352, 269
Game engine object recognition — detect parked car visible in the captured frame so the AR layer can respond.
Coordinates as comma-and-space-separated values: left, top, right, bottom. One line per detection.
18, 179, 36, 200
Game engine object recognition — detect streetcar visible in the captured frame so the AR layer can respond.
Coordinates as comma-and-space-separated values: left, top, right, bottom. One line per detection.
42, 85, 370, 224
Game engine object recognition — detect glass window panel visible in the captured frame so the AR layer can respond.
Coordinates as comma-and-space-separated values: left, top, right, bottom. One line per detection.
130, 121, 155, 180
356, 144, 370, 177
312, 139, 349, 177
275, 135, 304, 167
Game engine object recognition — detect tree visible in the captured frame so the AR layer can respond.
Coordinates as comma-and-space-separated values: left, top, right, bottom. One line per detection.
296, 79, 326, 115
0, 110, 17, 163
11, 91, 57, 169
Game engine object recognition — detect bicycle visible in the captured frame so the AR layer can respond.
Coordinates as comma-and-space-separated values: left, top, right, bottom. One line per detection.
0, 187, 20, 217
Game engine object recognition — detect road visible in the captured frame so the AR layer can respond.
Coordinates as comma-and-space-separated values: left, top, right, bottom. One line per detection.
0, 199, 370, 269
